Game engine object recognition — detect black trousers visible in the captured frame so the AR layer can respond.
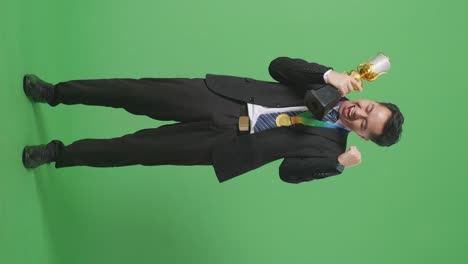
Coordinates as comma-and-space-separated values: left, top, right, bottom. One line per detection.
48, 78, 242, 168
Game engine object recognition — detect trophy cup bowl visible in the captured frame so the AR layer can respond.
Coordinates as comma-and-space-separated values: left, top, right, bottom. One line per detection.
304, 52, 391, 119
349, 52, 391, 86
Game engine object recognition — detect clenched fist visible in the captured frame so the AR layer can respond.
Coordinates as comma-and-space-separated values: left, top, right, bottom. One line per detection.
337, 146, 362, 168
326, 70, 363, 96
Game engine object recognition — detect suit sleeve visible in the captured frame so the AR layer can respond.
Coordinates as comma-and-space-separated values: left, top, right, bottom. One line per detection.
268, 57, 333, 87
279, 157, 344, 184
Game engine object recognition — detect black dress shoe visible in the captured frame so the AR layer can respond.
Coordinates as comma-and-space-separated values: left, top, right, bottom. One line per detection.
23, 74, 56, 104
22, 144, 56, 169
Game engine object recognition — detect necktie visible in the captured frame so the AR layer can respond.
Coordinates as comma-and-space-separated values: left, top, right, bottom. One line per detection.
254, 111, 305, 132
324, 108, 339, 123
253, 107, 348, 132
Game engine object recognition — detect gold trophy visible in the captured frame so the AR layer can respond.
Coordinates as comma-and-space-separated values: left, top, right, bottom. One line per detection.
304, 52, 391, 119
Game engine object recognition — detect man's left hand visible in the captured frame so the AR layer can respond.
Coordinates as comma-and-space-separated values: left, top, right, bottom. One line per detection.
337, 146, 362, 168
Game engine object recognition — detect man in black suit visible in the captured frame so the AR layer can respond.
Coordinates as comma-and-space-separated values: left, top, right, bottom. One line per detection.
22, 57, 404, 183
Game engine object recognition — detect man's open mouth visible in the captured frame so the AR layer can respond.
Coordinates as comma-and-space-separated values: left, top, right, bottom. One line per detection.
344, 105, 356, 120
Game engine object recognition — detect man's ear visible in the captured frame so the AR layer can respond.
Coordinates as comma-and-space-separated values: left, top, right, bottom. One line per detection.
359, 135, 369, 141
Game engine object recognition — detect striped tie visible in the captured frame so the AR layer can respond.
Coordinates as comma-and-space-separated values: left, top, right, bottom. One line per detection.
254, 111, 305, 132
324, 108, 339, 123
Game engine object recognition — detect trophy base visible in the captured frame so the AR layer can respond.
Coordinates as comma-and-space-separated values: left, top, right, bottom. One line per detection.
304, 86, 341, 120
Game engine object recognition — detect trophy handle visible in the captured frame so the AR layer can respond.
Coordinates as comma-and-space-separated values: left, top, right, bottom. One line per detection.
366, 72, 387, 82
347, 70, 364, 90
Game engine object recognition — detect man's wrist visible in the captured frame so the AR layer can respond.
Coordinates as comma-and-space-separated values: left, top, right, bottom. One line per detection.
323, 69, 333, 84
335, 162, 345, 172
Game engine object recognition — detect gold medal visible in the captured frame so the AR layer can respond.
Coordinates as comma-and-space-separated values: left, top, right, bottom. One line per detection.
276, 114, 292, 127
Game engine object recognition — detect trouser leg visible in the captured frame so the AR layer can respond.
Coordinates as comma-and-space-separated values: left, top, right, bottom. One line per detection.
52, 78, 226, 122
53, 121, 237, 168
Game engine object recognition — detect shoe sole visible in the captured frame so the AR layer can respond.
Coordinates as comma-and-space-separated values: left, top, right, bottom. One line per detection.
23, 75, 31, 99
22, 147, 29, 169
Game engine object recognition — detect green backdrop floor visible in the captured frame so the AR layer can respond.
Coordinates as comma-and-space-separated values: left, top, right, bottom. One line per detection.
2, 0, 467, 264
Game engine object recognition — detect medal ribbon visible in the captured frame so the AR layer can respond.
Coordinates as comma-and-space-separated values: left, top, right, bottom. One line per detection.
291, 112, 345, 130
288, 100, 349, 131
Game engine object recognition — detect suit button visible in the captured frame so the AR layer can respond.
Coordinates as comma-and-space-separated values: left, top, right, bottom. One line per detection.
275, 103, 280, 107
249, 97, 254, 102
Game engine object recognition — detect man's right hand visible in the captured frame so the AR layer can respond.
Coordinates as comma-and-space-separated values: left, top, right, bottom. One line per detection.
337, 146, 362, 168
326, 70, 363, 96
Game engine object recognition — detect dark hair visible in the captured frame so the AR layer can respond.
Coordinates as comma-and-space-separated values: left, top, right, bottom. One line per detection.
369, 102, 404, 147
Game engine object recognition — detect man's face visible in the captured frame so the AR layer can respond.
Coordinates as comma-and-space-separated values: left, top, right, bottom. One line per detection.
338, 99, 391, 140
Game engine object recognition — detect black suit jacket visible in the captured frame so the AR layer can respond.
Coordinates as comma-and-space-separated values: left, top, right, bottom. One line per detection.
205, 57, 349, 184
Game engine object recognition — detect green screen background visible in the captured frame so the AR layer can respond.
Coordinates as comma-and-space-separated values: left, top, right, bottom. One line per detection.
1, 0, 467, 263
